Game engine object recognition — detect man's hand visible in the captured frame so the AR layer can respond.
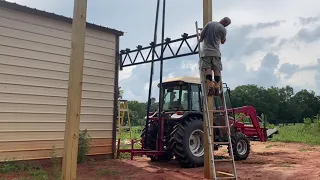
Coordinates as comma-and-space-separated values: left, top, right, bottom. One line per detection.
221, 38, 226, 44
200, 32, 205, 42
198, 33, 203, 42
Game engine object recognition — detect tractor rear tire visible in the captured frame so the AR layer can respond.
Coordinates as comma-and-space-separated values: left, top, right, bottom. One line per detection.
229, 132, 250, 160
169, 116, 204, 168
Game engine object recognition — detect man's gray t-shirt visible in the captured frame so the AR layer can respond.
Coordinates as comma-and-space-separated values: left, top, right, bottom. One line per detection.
201, 21, 226, 57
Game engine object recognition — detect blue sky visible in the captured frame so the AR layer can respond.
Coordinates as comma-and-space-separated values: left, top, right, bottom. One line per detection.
7, 0, 320, 102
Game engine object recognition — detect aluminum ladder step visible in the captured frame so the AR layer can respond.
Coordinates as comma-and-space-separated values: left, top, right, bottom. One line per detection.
213, 142, 230, 145
209, 109, 227, 113
217, 177, 236, 180
214, 159, 233, 162
211, 126, 228, 129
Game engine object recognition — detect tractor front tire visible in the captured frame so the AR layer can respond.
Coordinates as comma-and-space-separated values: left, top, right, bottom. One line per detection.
170, 116, 204, 168
229, 132, 250, 160
141, 127, 157, 150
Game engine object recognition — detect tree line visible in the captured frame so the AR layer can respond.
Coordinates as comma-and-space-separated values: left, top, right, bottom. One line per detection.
118, 85, 320, 126
230, 85, 320, 125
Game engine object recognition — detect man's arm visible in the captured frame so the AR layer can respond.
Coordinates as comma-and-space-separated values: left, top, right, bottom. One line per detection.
200, 32, 204, 42
200, 23, 209, 42
221, 27, 227, 44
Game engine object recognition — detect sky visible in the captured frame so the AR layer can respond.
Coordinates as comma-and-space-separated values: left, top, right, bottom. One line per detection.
6, 0, 320, 102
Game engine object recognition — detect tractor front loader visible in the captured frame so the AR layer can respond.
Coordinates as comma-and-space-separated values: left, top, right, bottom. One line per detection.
117, 76, 268, 168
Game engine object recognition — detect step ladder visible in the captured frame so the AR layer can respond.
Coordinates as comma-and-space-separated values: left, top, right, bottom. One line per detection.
116, 99, 132, 158
195, 21, 238, 180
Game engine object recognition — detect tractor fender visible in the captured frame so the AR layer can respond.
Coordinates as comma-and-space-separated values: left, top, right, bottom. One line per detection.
171, 112, 220, 131
170, 111, 203, 121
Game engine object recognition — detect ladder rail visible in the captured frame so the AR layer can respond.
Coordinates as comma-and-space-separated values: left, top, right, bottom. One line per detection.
220, 78, 237, 179
117, 100, 132, 144
126, 102, 132, 140
195, 21, 217, 180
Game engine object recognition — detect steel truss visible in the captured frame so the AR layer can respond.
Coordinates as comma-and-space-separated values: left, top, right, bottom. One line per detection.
119, 33, 199, 70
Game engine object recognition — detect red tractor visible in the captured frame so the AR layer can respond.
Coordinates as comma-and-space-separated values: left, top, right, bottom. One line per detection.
117, 76, 269, 168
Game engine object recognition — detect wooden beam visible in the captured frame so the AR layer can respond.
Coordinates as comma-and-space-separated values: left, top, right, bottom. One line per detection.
203, 0, 212, 26
203, 0, 213, 179
62, 0, 88, 180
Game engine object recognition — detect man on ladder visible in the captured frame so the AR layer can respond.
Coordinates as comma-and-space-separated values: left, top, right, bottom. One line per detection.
196, 16, 237, 179
199, 17, 231, 96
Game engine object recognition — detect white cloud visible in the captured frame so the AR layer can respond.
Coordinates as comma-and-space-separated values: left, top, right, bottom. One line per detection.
144, 73, 177, 91
119, 66, 135, 81
182, 60, 199, 73
277, 40, 320, 67
249, 21, 295, 40
286, 70, 318, 91
143, 80, 158, 90
241, 51, 268, 71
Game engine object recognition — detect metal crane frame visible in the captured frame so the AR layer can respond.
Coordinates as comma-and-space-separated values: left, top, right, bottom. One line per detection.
118, 0, 199, 151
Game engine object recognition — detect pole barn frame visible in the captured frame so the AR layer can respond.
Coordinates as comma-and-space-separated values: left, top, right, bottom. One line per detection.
62, 0, 212, 179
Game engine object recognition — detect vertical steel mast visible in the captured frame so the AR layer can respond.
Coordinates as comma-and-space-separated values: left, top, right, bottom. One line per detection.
157, 0, 166, 151
144, 0, 161, 149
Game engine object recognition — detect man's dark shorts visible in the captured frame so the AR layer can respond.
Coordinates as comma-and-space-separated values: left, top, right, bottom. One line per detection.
201, 56, 222, 71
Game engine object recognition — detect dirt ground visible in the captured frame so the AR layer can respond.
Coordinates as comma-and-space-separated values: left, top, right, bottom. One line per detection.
2, 141, 320, 180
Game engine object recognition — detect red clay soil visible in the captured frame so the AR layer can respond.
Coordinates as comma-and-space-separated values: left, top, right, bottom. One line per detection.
2, 141, 320, 180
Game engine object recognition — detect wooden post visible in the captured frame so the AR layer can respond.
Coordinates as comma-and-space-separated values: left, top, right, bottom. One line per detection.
62, 0, 88, 180
203, 0, 212, 27
203, 0, 213, 179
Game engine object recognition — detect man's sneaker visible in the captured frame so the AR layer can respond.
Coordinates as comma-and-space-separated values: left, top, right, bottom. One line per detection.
213, 87, 220, 96
206, 81, 215, 96
212, 81, 221, 96
208, 87, 215, 96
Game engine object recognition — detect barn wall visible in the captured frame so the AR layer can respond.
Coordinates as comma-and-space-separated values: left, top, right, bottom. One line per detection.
0, 7, 117, 161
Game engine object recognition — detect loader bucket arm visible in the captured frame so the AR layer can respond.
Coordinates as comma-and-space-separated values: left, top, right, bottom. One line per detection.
229, 105, 267, 142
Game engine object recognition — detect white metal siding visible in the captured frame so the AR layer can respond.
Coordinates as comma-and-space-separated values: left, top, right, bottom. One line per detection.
0, 7, 116, 161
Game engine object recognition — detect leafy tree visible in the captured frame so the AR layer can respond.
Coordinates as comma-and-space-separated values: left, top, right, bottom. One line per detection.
118, 86, 124, 100
230, 85, 320, 125
119, 84, 320, 126
148, 97, 159, 112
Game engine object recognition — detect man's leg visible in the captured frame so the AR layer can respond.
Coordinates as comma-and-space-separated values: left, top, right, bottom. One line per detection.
201, 56, 215, 95
214, 70, 221, 83
212, 56, 223, 96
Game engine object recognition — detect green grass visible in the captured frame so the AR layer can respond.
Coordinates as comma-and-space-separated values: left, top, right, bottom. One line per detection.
271, 123, 320, 145
117, 126, 143, 141
298, 148, 308, 152
116, 126, 144, 159
117, 126, 143, 150
265, 144, 274, 149
0, 160, 50, 180
96, 167, 120, 176
0, 160, 42, 174
95, 167, 120, 179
